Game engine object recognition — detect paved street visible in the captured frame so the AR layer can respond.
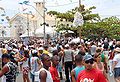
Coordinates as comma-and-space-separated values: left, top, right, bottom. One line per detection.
0, 73, 115, 82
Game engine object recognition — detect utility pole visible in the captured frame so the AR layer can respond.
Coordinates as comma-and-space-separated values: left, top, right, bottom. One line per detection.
79, 0, 82, 44
79, 0, 81, 9
27, 13, 29, 37
43, 0, 46, 44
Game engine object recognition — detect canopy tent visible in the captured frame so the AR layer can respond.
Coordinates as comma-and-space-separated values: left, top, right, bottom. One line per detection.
69, 37, 84, 44
20, 31, 34, 37
35, 26, 56, 37
59, 30, 74, 34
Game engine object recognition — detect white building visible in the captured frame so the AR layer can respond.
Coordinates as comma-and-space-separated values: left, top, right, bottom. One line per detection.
9, 2, 56, 39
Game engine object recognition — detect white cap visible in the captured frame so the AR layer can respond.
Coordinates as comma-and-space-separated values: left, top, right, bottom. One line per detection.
38, 47, 44, 50
65, 44, 69, 47
24, 47, 28, 50
32, 50, 38, 54
7, 47, 12, 50
98, 42, 101, 46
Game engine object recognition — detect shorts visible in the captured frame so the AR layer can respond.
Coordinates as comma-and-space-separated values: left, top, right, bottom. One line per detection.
114, 67, 120, 78
22, 67, 29, 75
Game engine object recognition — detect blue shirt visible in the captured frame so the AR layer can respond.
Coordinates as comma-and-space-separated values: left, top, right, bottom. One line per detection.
74, 66, 85, 79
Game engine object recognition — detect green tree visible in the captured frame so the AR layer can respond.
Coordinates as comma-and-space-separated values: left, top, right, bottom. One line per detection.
47, 5, 100, 36
82, 16, 120, 39
47, 5, 120, 39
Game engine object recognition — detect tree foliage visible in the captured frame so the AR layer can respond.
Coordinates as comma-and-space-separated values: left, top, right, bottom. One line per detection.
82, 16, 120, 39
47, 5, 120, 39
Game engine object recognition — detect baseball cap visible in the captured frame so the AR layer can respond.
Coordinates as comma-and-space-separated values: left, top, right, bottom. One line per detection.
2, 54, 10, 59
32, 50, 38, 54
38, 47, 44, 50
65, 44, 69, 48
83, 54, 94, 61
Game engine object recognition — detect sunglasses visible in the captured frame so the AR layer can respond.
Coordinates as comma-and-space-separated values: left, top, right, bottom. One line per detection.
85, 59, 94, 64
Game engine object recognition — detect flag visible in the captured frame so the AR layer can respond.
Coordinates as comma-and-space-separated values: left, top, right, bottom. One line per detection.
73, 12, 84, 27
0, 7, 4, 10
1, 14, 5, 16
1, 19, 4, 22
0, 7, 5, 13
23, 1, 30, 5
19, 2, 23, 5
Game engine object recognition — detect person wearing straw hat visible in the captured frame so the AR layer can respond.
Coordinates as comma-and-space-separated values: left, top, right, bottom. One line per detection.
113, 47, 120, 82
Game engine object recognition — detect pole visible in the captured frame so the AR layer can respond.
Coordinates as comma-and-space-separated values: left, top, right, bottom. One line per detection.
79, 0, 81, 9
43, 0, 46, 44
79, 0, 81, 44
27, 13, 29, 37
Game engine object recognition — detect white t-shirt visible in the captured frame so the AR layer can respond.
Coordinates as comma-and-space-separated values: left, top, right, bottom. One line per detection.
64, 49, 73, 62
90, 45, 97, 55
113, 53, 120, 68
35, 68, 53, 82
30, 57, 39, 74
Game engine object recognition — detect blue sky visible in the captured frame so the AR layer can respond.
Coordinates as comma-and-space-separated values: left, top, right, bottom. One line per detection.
0, 0, 120, 18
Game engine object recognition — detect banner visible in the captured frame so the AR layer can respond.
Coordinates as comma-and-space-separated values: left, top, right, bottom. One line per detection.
73, 11, 84, 27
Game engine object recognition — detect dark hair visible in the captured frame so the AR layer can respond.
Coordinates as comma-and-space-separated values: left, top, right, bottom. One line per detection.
41, 54, 50, 61
75, 55, 83, 63
24, 50, 29, 58
78, 51, 85, 56
2, 54, 10, 59
94, 53, 101, 62
32, 52, 38, 57
2, 44, 5, 48
43, 45, 48, 49
52, 50, 58, 56
51, 55, 59, 62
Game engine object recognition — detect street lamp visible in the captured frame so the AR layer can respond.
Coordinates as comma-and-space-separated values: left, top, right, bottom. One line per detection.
43, 0, 46, 44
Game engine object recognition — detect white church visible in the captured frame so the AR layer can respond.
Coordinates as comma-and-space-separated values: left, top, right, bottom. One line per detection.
3, 2, 56, 39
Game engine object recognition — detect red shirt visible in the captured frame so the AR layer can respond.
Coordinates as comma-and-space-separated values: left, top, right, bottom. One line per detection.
77, 68, 107, 82
49, 66, 60, 82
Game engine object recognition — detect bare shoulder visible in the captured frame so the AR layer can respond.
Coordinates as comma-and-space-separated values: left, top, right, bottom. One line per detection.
2, 65, 9, 72
39, 70, 47, 78
0, 65, 9, 77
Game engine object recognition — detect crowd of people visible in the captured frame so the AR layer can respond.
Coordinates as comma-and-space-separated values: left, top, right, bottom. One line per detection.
0, 37, 120, 82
